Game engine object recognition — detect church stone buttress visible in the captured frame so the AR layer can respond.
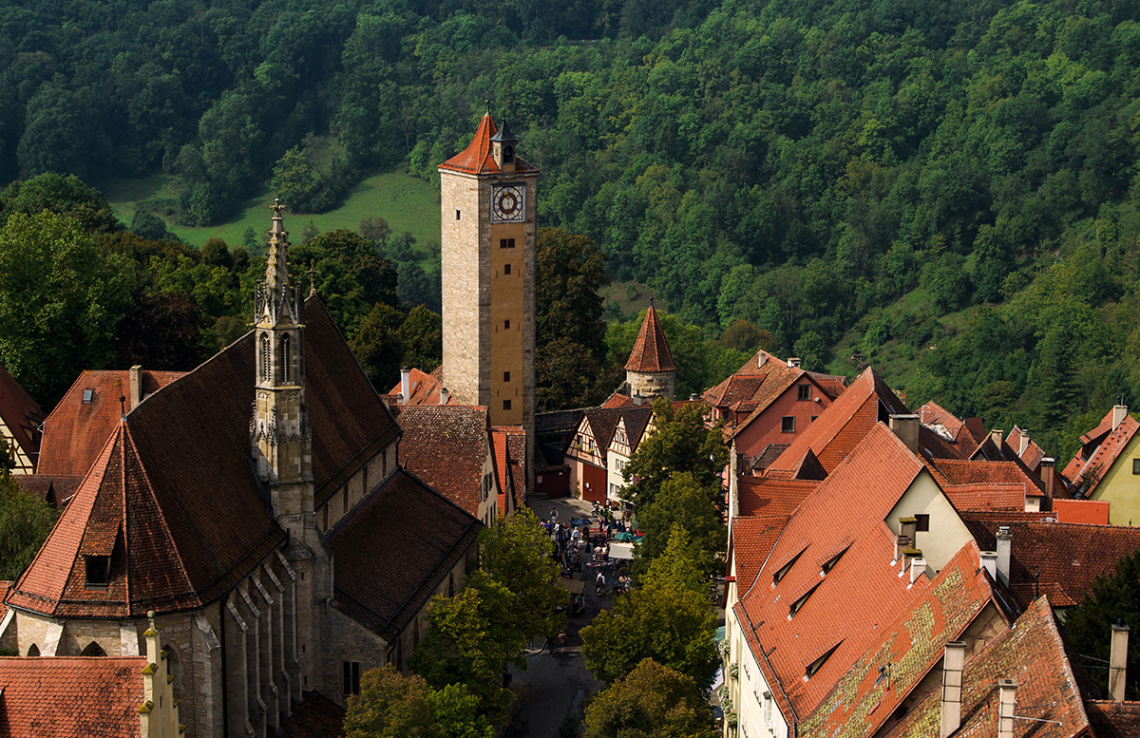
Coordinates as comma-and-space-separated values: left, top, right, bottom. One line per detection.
251, 199, 313, 517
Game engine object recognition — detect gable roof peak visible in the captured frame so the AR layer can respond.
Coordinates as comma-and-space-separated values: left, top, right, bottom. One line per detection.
626, 306, 676, 373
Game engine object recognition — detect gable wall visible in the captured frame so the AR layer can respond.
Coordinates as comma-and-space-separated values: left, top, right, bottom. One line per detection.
735, 381, 833, 460
1089, 432, 1140, 525
886, 471, 974, 572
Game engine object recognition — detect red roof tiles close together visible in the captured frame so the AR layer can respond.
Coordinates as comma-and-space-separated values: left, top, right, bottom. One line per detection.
0, 656, 146, 737
394, 405, 490, 517
36, 369, 184, 479
1063, 410, 1140, 497
625, 306, 675, 373
437, 114, 538, 176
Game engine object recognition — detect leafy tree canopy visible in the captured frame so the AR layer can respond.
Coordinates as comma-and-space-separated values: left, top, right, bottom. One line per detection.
344, 665, 493, 738
1061, 550, 1140, 701
0, 468, 59, 580
583, 658, 717, 738
622, 397, 727, 511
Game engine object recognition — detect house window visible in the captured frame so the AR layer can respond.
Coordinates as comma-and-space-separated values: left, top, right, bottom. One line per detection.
789, 582, 820, 618
82, 389, 94, 403
504, 319, 510, 329
773, 549, 805, 585
503, 400, 512, 410
456, 210, 461, 220
915, 514, 930, 532
1133, 458, 1140, 475
804, 643, 841, 678
504, 371, 510, 382
504, 263, 512, 275
85, 556, 110, 590
798, 385, 811, 400
782, 416, 796, 433
500, 238, 515, 248
342, 662, 361, 695
821, 546, 850, 575
811, 415, 818, 423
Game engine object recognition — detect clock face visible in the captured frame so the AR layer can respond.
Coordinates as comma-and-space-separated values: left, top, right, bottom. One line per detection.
491, 184, 525, 223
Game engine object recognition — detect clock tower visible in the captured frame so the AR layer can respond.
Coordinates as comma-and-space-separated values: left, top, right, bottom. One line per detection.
438, 113, 538, 487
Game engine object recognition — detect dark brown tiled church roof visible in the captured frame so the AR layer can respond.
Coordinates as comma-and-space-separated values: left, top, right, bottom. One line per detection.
331, 470, 480, 641
625, 306, 675, 373
7, 297, 399, 618
437, 113, 538, 176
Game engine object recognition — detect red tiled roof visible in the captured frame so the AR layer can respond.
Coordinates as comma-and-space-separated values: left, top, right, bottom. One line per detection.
962, 516, 1140, 608
805, 371, 848, 400
738, 423, 931, 719
1064, 413, 1140, 496
13, 474, 80, 506
799, 544, 1007, 738
0, 656, 146, 737
737, 477, 817, 517
1086, 701, 1140, 737
7, 297, 400, 618
396, 405, 489, 517
0, 364, 44, 468
600, 392, 634, 409
331, 469, 481, 641
386, 366, 455, 407
616, 407, 654, 453
437, 114, 538, 176
730, 517, 787, 593
767, 368, 908, 476
505, 429, 526, 509
37, 369, 184, 479
1007, 426, 1046, 471
0, 581, 9, 622
881, 597, 1092, 737
625, 307, 675, 373
925, 457, 1043, 499
1053, 498, 1110, 525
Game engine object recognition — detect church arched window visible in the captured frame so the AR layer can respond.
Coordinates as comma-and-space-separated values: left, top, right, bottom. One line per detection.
281, 334, 292, 384
260, 334, 271, 382
81, 641, 106, 657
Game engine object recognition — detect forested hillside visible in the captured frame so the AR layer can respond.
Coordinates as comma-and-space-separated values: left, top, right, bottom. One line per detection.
1, 0, 1139, 459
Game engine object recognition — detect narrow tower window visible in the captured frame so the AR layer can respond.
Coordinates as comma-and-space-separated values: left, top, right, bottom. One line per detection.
260, 334, 271, 382
282, 334, 292, 384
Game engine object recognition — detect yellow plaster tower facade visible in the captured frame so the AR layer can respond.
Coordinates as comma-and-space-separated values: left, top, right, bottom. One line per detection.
438, 114, 538, 487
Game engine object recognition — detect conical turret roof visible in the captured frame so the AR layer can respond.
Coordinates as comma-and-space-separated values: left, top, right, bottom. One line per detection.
438, 113, 538, 175
625, 306, 676, 373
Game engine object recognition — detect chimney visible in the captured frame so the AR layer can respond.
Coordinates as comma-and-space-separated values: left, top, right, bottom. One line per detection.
1018, 429, 1029, 456
690, 393, 699, 401
995, 527, 1011, 587
989, 428, 1003, 450
981, 551, 998, 581
1113, 405, 1129, 431
902, 547, 922, 574
129, 365, 142, 410
939, 641, 967, 738
894, 532, 913, 563
440, 387, 450, 405
1040, 457, 1055, 504
1110, 621, 1130, 701
400, 366, 410, 404
632, 392, 645, 406
758, 352, 767, 368
889, 414, 920, 453
997, 680, 1017, 738
910, 555, 927, 584
787, 357, 802, 368
899, 516, 918, 549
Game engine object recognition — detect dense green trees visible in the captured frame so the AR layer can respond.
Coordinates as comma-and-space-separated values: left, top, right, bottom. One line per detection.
0, 464, 58, 580
1061, 551, 1140, 701
583, 658, 717, 738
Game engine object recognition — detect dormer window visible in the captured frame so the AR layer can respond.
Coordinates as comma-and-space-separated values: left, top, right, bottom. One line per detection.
85, 555, 110, 590
82, 389, 94, 403
804, 642, 842, 679
773, 548, 806, 585
788, 582, 821, 618
820, 546, 850, 575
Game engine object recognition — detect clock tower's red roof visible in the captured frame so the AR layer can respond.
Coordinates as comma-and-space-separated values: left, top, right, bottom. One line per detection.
438, 113, 538, 176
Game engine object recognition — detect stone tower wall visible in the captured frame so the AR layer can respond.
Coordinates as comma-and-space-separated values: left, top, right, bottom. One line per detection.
627, 370, 675, 400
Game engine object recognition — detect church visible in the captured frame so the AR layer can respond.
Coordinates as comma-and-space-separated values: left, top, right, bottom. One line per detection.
0, 188, 496, 736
